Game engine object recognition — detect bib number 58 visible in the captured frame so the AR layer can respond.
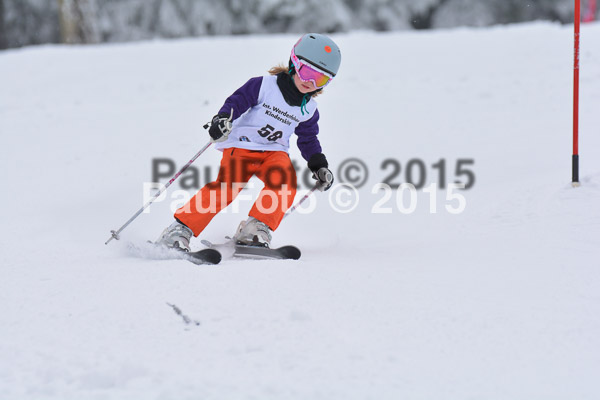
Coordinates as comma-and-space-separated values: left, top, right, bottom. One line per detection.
257, 124, 283, 142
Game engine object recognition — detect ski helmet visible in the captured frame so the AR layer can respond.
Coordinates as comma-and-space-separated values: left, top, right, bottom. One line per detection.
291, 33, 341, 77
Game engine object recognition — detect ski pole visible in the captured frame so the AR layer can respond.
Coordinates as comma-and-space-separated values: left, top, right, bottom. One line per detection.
105, 138, 213, 245
284, 185, 319, 219
285, 168, 332, 218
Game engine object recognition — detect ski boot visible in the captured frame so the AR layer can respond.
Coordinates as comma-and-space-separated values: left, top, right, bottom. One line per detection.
233, 217, 272, 248
155, 220, 193, 252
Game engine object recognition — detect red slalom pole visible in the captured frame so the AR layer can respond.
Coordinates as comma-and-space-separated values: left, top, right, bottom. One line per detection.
584, 0, 596, 22
572, 0, 581, 186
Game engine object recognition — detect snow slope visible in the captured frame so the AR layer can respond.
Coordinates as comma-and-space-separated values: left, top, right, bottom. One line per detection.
1, 22, 599, 399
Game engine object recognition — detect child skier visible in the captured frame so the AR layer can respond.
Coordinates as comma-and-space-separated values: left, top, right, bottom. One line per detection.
156, 33, 341, 251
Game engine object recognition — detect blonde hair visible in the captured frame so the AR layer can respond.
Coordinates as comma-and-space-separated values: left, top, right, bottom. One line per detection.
268, 64, 289, 76
268, 63, 322, 97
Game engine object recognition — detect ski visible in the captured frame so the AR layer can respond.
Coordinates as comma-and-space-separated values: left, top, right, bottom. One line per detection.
177, 248, 222, 265
234, 244, 301, 260
201, 239, 301, 260
127, 242, 222, 265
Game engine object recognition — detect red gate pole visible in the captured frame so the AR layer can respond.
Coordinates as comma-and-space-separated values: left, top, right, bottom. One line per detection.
584, 0, 596, 22
572, 0, 581, 187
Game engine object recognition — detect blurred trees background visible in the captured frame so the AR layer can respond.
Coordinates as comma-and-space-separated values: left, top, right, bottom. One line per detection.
0, 0, 595, 49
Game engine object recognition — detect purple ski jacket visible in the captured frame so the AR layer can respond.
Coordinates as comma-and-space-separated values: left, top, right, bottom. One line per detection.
217, 76, 322, 162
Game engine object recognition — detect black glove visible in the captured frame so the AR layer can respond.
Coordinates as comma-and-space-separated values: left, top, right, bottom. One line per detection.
308, 153, 334, 191
208, 108, 233, 142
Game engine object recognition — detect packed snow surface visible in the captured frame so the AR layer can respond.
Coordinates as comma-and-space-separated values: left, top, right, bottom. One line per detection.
1, 22, 599, 399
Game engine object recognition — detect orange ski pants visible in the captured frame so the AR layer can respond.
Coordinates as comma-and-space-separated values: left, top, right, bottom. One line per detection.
175, 148, 297, 236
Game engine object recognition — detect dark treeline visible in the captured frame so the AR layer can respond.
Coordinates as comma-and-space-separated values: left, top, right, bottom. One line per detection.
0, 0, 594, 50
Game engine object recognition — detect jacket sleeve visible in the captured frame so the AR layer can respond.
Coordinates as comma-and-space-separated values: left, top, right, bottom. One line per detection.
218, 77, 263, 120
295, 109, 322, 162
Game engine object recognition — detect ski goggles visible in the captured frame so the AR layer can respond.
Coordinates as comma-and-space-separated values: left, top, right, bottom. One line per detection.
291, 50, 334, 88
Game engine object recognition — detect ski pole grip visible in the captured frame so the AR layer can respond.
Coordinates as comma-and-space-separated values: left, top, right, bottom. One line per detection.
203, 117, 213, 130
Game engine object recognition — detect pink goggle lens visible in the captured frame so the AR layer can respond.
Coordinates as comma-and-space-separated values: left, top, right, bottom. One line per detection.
297, 63, 332, 88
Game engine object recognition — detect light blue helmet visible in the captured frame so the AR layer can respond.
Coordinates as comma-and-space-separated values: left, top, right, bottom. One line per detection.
291, 33, 341, 77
